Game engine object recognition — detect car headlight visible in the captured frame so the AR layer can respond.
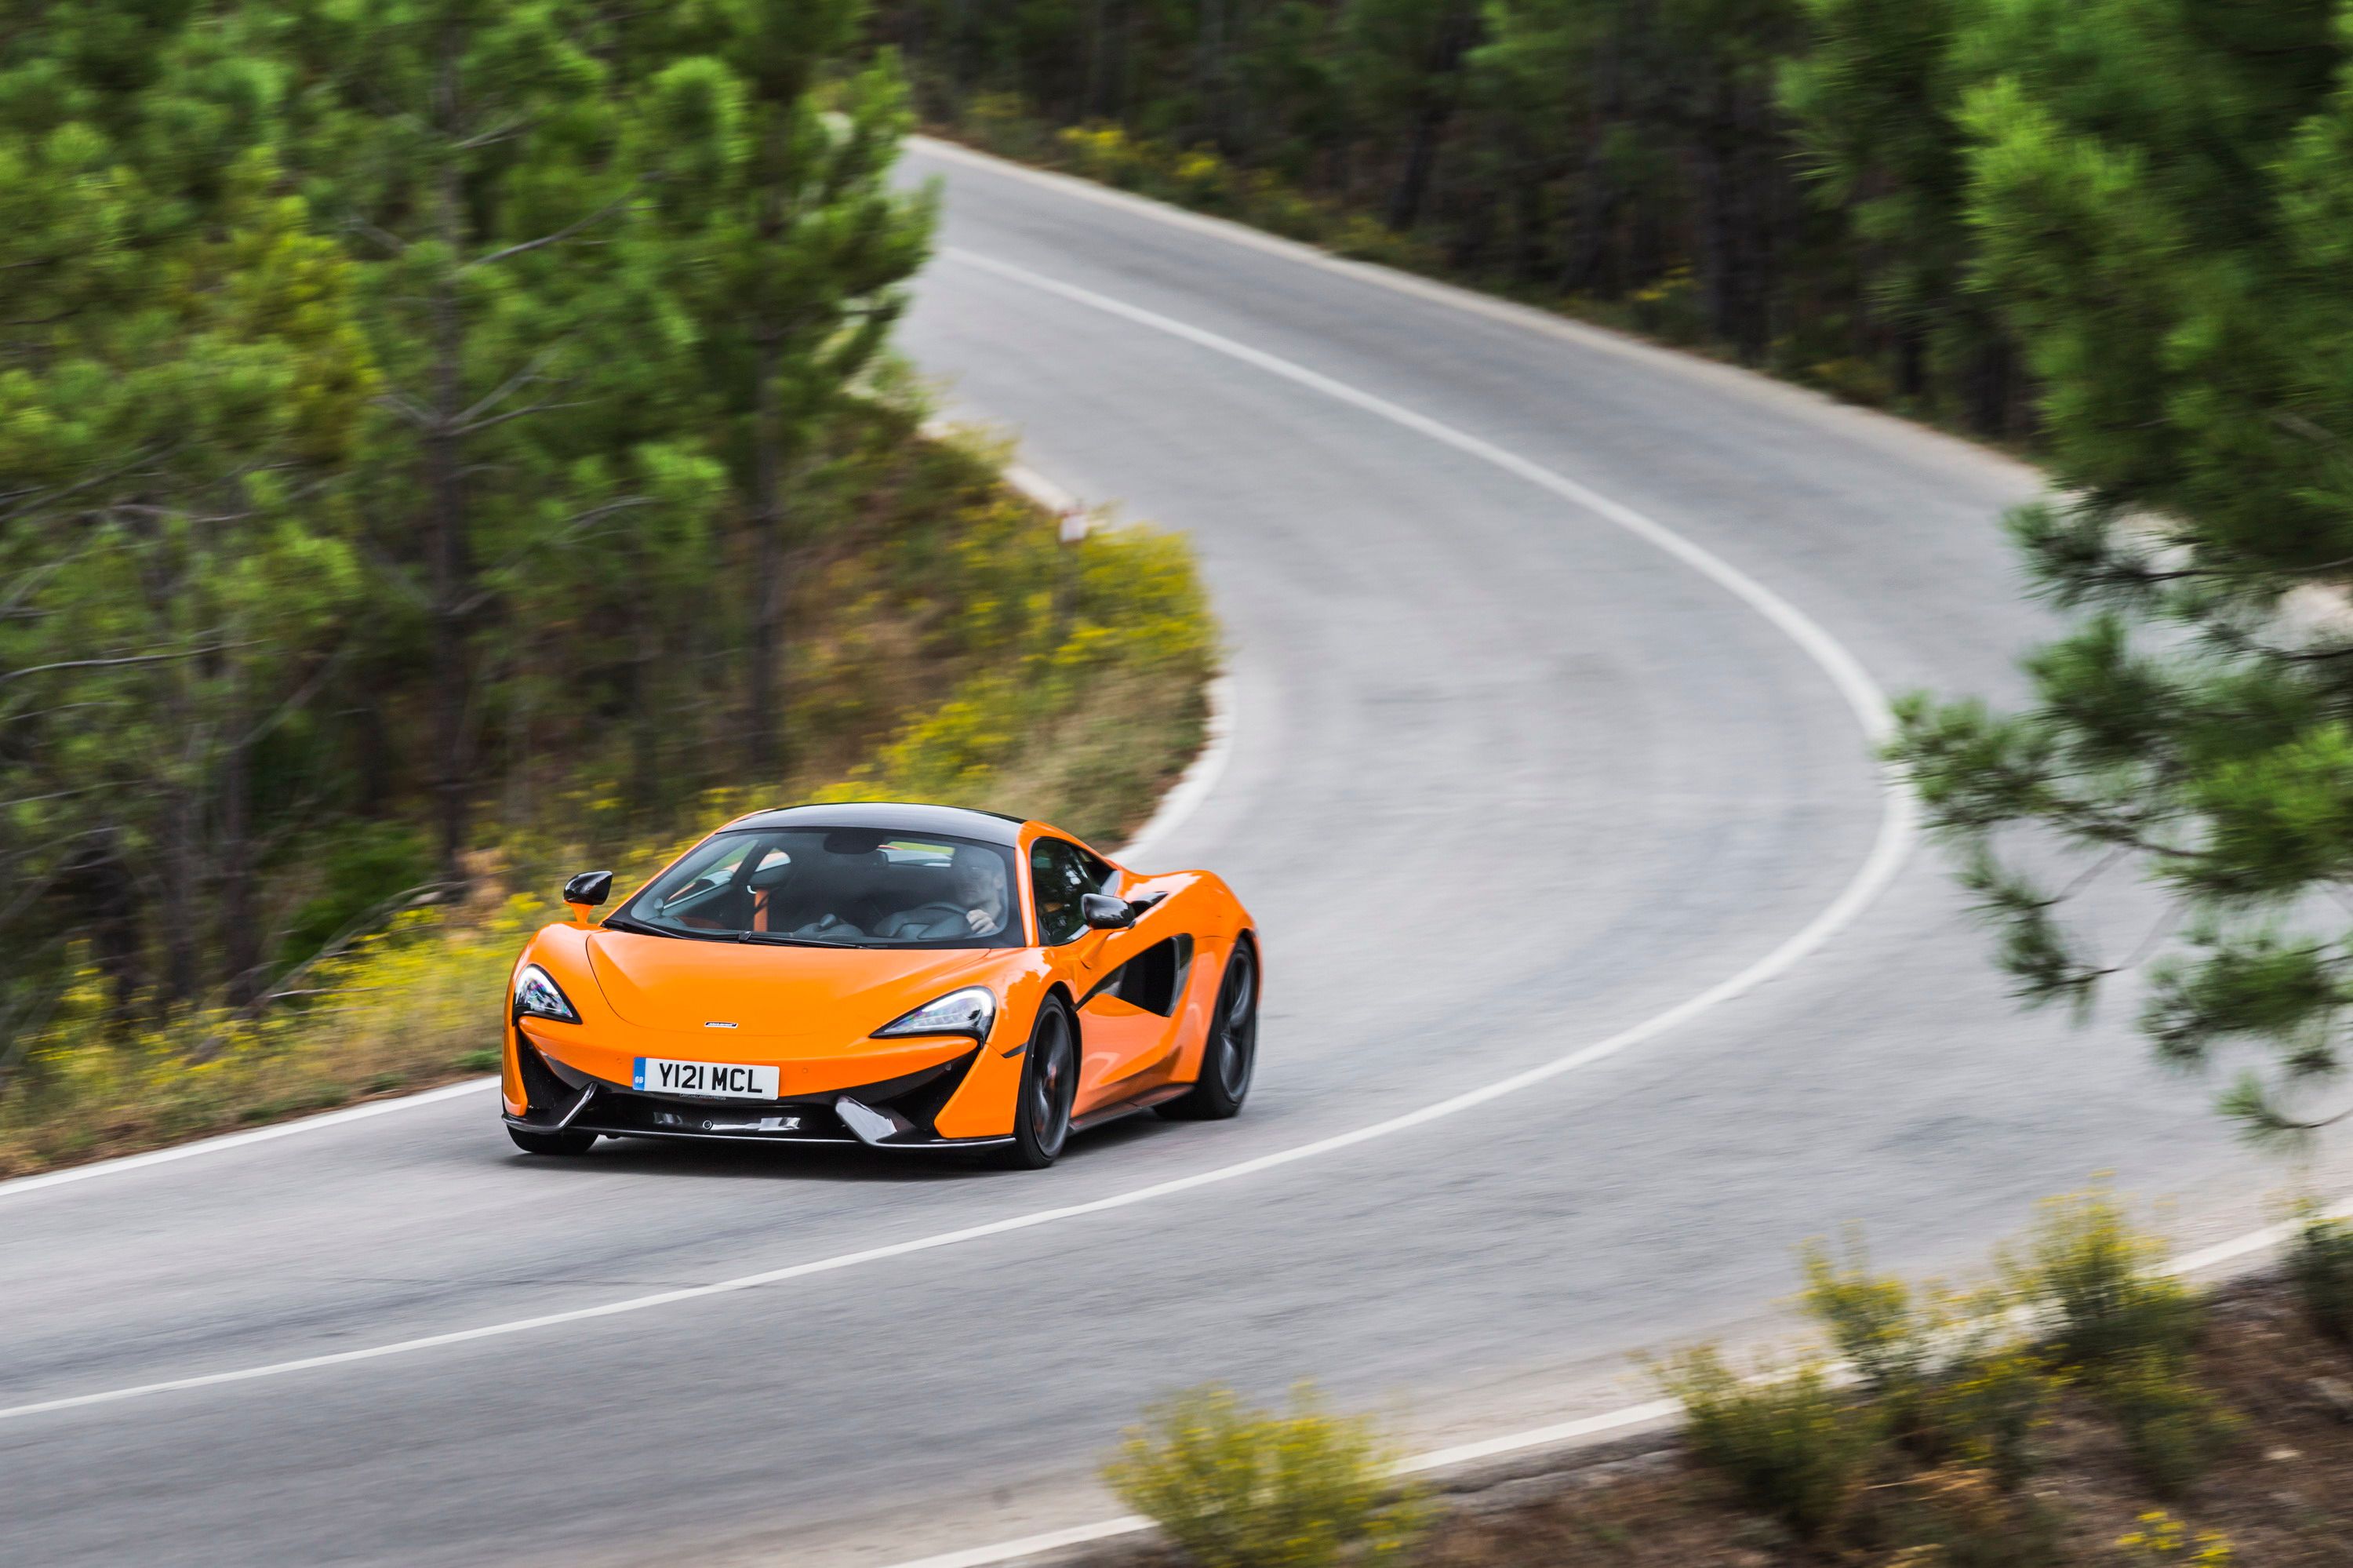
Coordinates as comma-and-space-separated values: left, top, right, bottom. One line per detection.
513, 963, 580, 1023
873, 986, 996, 1042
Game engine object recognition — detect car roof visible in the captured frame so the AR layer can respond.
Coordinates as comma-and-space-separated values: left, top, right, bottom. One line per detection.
722, 800, 1032, 847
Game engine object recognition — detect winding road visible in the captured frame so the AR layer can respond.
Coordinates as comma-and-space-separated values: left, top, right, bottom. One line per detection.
4, 142, 2341, 1568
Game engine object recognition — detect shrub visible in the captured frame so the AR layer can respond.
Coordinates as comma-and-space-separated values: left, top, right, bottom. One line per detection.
1924, 1344, 2060, 1490
1799, 1230, 1929, 1401
2099, 1352, 2242, 1498
1100, 1384, 1425, 1568
1798, 1234, 2057, 1485
2006, 1191, 2201, 1373
1657, 1348, 1879, 1538
2289, 1210, 2353, 1344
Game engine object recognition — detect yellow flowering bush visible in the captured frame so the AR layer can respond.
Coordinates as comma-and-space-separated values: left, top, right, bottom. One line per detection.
1102, 1384, 1427, 1568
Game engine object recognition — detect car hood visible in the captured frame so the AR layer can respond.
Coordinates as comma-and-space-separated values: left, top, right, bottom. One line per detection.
584, 931, 1000, 1042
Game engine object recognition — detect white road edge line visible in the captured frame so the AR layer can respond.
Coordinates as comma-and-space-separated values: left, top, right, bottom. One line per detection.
0, 453, 1228, 1208
0, 1078, 499, 1201
0, 254, 1911, 1424
905, 136, 2039, 494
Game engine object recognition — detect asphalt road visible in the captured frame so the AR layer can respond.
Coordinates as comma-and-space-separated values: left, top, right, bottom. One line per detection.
5, 142, 2343, 1568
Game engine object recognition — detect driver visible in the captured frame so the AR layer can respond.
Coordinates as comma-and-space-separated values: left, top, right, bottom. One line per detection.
949, 851, 1009, 937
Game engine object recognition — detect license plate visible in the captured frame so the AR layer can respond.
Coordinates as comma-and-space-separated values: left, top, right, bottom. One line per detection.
632, 1057, 780, 1099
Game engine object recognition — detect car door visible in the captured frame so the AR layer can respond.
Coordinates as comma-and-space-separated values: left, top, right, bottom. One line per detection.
1028, 837, 1169, 1109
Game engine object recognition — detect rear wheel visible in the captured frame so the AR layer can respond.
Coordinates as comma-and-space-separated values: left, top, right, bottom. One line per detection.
1160, 938, 1257, 1120
507, 1126, 596, 1156
996, 997, 1078, 1169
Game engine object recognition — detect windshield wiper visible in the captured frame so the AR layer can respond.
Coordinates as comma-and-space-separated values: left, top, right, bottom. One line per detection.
735, 930, 864, 948
600, 914, 735, 941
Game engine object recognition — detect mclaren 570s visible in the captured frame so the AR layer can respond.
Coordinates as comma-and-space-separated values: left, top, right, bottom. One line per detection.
502, 802, 1259, 1168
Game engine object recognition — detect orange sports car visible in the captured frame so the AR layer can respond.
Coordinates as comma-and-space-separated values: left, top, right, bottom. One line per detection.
500, 802, 1260, 1168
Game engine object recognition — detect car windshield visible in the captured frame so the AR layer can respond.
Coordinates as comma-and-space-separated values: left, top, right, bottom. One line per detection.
609, 828, 1024, 948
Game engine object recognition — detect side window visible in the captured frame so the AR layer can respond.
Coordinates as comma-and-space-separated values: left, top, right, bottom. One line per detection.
1071, 844, 1118, 896
1029, 839, 1091, 946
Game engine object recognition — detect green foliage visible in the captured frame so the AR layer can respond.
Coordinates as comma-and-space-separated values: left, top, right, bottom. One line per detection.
2004, 1191, 2202, 1375
1800, 1229, 1929, 1400
279, 824, 436, 975
1656, 1348, 1878, 1538
1100, 1384, 1427, 1568
0, 1, 934, 1078
1880, 2, 2353, 1148
1922, 1344, 2060, 1493
2289, 1210, 2353, 1344
2097, 1351, 2243, 1499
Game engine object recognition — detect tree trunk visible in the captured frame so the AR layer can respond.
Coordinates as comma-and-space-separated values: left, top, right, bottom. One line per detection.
425, 38, 475, 891
1388, 101, 1447, 232
1198, 0, 1227, 147
161, 705, 202, 1008
1085, 0, 1107, 118
217, 669, 260, 1006
75, 828, 145, 1024
627, 570, 659, 816
1386, 2, 1475, 234
745, 327, 785, 775
1693, 123, 1734, 340
1969, 327, 2014, 438
1896, 318, 1927, 401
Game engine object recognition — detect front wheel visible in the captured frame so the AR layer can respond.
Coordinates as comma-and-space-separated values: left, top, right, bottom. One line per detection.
995, 996, 1078, 1170
1160, 938, 1257, 1121
507, 1126, 596, 1156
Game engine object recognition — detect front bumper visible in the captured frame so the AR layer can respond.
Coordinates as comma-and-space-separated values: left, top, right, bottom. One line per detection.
505, 1032, 1009, 1150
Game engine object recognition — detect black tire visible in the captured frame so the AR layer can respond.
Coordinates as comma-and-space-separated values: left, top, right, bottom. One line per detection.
1159, 937, 1257, 1120
507, 1126, 597, 1156
995, 995, 1078, 1170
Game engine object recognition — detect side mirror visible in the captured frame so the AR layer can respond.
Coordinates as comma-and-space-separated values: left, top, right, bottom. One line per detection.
1080, 893, 1135, 931
562, 870, 613, 919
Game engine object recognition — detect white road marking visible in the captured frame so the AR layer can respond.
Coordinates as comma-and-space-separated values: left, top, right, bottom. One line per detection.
0, 258, 1913, 1424
944, 247, 1897, 745
0, 1078, 497, 1202
907, 136, 2038, 495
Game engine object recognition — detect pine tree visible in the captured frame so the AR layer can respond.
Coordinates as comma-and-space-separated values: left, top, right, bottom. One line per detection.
631, 1, 934, 776
1890, 0, 2353, 1142
1, 16, 376, 1015
263, 0, 639, 886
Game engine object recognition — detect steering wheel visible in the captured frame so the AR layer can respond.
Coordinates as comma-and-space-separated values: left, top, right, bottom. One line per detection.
872, 902, 973, 940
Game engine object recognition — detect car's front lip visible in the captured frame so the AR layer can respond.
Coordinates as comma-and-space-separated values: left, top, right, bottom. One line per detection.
510, 1031, 1006, 1149
517, 1020, 980, 1101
